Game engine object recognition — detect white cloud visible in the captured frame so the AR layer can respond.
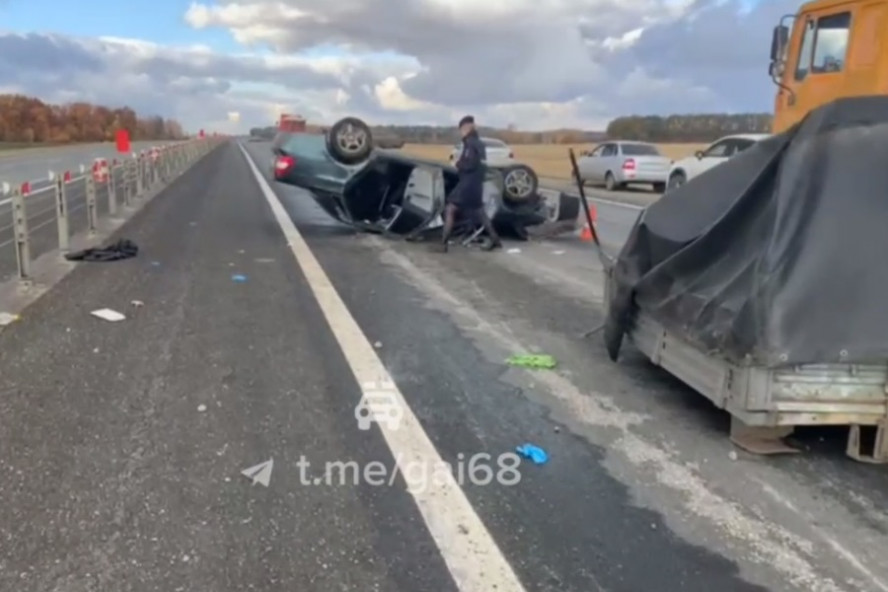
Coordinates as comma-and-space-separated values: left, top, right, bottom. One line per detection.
0, 0, 797, 132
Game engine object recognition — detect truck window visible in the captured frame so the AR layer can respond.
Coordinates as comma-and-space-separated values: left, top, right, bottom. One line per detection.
811, 13, 851, 73
795, 20, 816, 80
795, 12, 851, 79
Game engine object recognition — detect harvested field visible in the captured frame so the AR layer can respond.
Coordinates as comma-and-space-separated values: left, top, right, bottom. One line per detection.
399, 142, 709, 181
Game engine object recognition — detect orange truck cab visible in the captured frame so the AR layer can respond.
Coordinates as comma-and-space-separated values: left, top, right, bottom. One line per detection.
769, 0, 888, 134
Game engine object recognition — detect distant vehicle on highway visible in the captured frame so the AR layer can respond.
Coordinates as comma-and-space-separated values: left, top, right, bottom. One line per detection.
575, 141, 671, 192
449, 137, 515, 166
666, 133, 770, 191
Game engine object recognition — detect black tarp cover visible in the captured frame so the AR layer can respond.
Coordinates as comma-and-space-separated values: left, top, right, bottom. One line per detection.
604, 96, 888, 367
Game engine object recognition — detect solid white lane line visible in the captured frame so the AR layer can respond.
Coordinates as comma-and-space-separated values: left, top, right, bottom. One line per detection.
237, 144, 527, 592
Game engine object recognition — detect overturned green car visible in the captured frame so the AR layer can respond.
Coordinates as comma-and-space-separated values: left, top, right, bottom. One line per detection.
268, 116, 579, 238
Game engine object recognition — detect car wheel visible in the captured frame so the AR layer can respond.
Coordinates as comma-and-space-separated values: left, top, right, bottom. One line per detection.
653, 182, 666, 193
667, 171, 686, 191
604, 172, 617, 191
501, 164, 539, 205
326, 117, 374, 165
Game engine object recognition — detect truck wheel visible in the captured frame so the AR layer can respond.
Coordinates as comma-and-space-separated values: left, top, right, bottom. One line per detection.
501, 164, 539, 205
667, 171, 686, 191
326, 117, 374, 165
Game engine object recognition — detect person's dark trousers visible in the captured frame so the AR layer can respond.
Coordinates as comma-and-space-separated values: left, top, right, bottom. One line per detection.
436, 202, 458, 252
469, 207, 502, 251
435, 203, 502, 252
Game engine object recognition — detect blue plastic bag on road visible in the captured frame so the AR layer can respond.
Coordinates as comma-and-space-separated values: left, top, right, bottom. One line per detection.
516, 443, 548, 465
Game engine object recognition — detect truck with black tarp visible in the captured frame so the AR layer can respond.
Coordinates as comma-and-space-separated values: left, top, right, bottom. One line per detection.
601, 0, 888, 462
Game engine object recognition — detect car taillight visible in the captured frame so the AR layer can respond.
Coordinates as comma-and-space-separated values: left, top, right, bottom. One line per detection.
622, 158, 636, 170
275, 155, 295, 175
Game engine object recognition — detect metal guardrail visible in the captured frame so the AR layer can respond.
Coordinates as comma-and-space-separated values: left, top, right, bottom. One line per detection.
0, 138, 225, 283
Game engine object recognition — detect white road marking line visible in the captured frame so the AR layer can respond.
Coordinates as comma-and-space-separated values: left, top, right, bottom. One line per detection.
238, 143, 527, 592
590, 197, 644, 210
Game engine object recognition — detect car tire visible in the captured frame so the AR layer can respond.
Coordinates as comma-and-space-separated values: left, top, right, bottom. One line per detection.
326, 117, 374, 165
653, 182, 666, 193
500, 164, 539, 205
555, 193, 581, 222
604, 172, 618, 191
667, 171, 686, 191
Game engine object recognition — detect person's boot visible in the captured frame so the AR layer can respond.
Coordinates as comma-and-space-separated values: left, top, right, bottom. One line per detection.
481, 238, 502, 252
431, 234, 450, 253
479, 217, 502, 251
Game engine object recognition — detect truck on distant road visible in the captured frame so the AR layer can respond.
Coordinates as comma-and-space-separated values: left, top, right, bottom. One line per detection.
278, 114, 306, 133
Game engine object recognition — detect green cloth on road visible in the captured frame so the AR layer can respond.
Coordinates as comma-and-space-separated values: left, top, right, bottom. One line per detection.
506, 354, 557, 369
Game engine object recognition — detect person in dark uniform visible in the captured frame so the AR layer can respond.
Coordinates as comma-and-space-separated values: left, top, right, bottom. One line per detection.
434, 115, 502, 252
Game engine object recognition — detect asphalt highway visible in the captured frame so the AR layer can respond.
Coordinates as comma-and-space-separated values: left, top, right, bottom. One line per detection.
0, 141, 887, 591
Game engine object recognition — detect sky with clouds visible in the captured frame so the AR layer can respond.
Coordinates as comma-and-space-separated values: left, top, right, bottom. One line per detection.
0, 0, 797, 133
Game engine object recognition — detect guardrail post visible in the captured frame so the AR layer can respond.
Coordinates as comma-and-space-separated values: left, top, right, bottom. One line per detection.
107, 166, 117, 215
135, 157, 144, 197
11, 187, 31, 279
86, 175, 98, 234
55, 177, 69, 252
122, 162, 132, 208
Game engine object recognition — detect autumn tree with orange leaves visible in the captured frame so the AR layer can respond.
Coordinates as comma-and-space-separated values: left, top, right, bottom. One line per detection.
0, 95, 186, 144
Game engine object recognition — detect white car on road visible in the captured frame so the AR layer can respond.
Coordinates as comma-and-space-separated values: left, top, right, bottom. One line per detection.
449, 137, 515, 166
575, 141, 672, 192
667, 133, 770, 191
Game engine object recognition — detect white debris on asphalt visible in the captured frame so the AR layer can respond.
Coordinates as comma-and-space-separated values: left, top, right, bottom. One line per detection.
374, 341, 382, 348
552, 250, 566, 255
507, 248, 521, 254
197, 404, 207, 412
0, 312, 19, 326
130, 300, 144, 307
91, 308, 126, 322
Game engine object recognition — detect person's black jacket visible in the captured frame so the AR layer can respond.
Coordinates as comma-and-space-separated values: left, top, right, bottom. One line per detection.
449, 130, 486, 208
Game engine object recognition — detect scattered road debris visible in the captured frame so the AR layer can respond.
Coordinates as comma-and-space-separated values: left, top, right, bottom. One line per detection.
0, 312, 19, 326
241, 459, 274, 487
231, 274, 248, 282
197, 404, 207, 412
65, 239, 138, 262
374, 341, 382, 348
506, 354, 557, 369
130, 300, 144, 307
91, 308, 126, 322
552, 250, 565, 255
516, 443, 548, 464
506, 248, 521, 254
255, 258, 275, 264
150, 261, 161, 267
